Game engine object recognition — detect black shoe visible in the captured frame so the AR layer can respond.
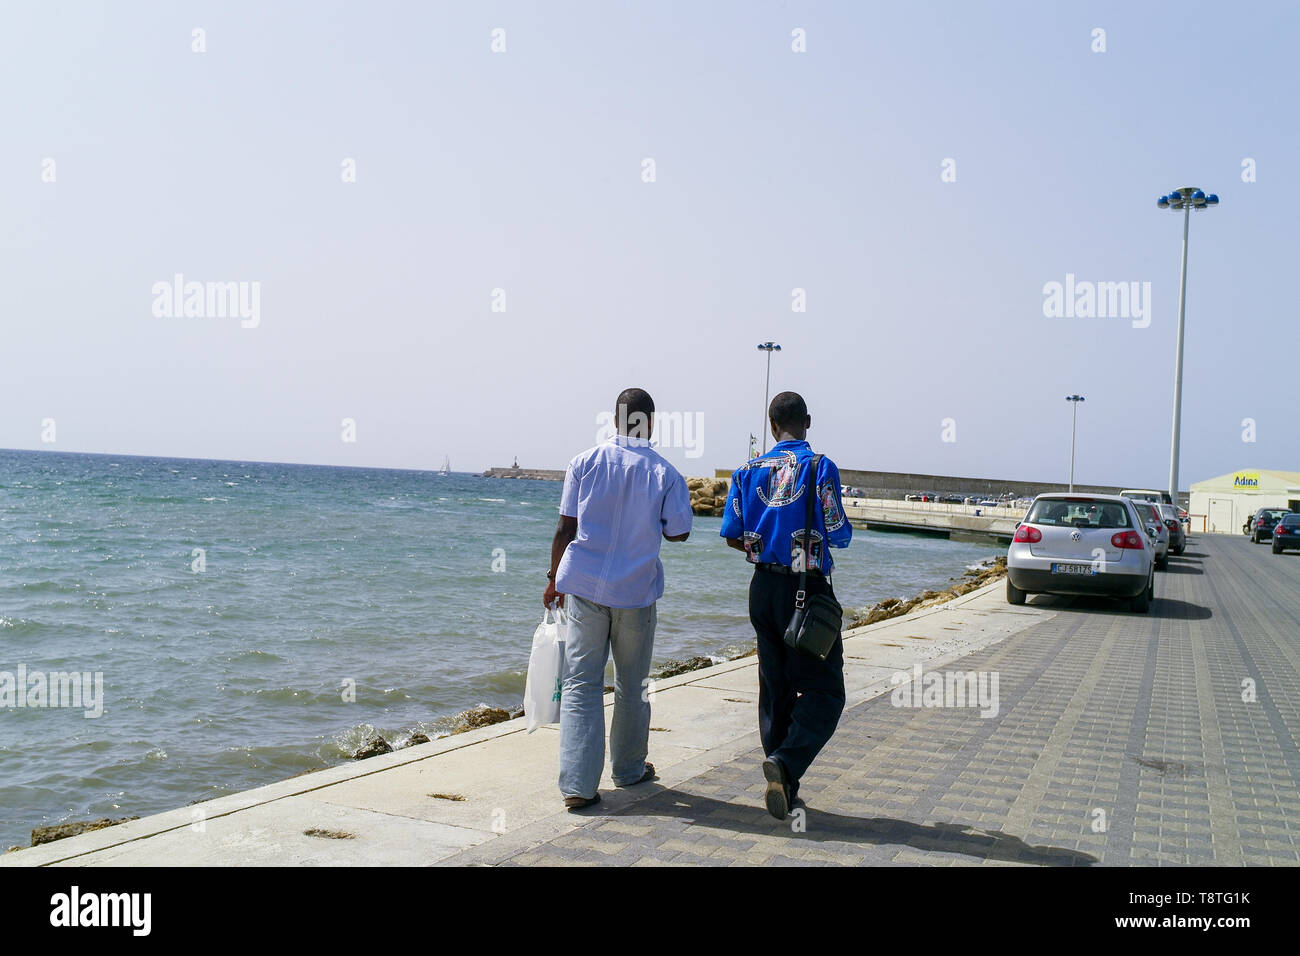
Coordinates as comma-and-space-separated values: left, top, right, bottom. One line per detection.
762, 758, 790, 820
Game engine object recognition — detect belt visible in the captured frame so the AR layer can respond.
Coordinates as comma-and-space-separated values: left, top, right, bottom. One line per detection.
754, 562, 825, 578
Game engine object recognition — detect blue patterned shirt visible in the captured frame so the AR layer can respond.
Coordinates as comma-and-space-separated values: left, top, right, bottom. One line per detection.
719, 440, 851, 574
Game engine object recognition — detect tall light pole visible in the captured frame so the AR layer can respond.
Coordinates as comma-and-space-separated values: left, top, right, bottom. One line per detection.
756, 341, 781, 454
1157, 186, 1218, 508
1065, 394, 1085, 491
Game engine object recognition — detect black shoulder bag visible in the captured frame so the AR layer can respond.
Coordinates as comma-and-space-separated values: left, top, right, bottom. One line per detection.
783, 454, 843, 660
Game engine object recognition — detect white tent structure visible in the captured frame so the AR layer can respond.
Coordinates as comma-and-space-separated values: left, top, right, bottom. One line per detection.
1189, 469, 1300, 534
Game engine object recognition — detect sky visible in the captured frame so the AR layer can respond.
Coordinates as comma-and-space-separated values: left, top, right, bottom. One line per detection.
3, 0, 1296, 490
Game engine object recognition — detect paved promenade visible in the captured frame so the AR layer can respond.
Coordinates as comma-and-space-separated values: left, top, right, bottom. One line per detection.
5, 534, 1298, 866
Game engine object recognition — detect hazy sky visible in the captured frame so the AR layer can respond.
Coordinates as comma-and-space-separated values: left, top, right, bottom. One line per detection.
3, 0, 1296, 488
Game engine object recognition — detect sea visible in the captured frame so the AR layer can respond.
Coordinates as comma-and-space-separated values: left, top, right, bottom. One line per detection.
0, 448, 1002, 849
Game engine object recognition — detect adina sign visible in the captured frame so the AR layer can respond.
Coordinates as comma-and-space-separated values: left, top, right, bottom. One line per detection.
1233, 472, 1261, 488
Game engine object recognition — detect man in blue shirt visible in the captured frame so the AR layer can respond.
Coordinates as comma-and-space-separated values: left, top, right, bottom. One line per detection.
720, 391, 852, 819
544, 388, 694, 810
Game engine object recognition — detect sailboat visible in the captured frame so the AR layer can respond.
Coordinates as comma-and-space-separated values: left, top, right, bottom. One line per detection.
439, 455, 450, 477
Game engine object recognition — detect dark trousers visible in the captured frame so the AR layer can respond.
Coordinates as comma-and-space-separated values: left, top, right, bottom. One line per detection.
748, 567, 845, 796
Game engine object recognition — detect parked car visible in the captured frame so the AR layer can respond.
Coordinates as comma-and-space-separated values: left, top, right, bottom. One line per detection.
1251, 508, 1291, 543
1121, 488, 1174, 506
1157, 503, 1186, 555
1131, 500, 1170, 569
1272, 514, 1300, 553
1006, 493, 1157, 613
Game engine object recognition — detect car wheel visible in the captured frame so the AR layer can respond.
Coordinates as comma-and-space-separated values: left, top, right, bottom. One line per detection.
1006, 578, 1026, 606
1273, 542, 1282, 554
1155, 555, 1168, 570
1130, 575, 1152, 614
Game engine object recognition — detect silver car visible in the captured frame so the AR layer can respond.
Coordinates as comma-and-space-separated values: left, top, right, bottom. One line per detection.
1129, 499, 1170, 569
1006, 493, 1157, 613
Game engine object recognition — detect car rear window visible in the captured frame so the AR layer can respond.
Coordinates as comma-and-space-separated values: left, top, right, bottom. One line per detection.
1026, 499, 1133, 529
1281, 515, 1300, 526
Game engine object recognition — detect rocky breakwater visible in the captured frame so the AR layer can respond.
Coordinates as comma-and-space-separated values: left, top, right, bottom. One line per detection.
847, 556, 1007, 627
687, 477, 730, 517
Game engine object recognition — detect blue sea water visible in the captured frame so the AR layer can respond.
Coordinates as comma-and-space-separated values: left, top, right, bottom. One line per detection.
0, 449, 1001, 849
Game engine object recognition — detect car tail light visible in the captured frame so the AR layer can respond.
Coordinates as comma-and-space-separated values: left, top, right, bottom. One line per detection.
1013, 525, 1041, 543
1112, 531, 1144, 549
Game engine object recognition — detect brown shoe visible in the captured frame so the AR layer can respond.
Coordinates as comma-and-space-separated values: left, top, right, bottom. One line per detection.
563, 794, 601, 811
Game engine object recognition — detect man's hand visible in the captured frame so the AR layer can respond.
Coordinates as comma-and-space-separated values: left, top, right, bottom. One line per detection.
545, 514, 578, 609
725, 537, 747, 553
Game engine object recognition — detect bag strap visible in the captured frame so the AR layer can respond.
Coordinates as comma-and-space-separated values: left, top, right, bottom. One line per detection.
796, 454, 823, 609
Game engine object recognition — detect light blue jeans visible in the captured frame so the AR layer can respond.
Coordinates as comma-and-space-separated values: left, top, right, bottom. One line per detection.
558, 595, 657, 799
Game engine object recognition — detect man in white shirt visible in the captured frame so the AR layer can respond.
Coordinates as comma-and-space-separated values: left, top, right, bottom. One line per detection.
544, 388, 694, 810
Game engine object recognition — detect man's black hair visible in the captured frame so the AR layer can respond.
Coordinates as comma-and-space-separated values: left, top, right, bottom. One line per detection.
616, 388, 655, 436
768, 391, 807, 430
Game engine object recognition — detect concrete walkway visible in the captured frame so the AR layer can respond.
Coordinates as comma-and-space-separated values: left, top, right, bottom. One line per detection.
8, 533, 1297, 866
2, 571, 1043, 866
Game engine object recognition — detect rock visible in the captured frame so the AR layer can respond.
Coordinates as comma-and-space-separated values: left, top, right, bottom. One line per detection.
6, 846, 23, 854
449, 705, 512, 736
401, 732, 431, 748
352, 734, 393, 759
509, 707, 524, 719
31, 817, 138, 847
846, 560, 1008, 628
655, 656, 715, 679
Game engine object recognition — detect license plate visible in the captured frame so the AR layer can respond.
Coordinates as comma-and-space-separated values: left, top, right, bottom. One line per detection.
1051, 563, 1095, 575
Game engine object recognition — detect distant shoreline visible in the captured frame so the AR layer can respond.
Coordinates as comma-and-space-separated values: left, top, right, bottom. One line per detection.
481, 466, 565, 481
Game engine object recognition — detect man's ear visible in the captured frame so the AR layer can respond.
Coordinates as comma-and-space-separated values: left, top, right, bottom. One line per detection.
805, 415, 812, 430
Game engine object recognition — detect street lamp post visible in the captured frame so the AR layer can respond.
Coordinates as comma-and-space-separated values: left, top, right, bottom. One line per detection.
756, 342, 781, 454
1065, 394, 1085, 492
1156, 186, 1218, 508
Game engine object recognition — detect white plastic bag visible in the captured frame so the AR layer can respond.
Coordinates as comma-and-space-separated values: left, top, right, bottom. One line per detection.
523, 606, 566, 732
